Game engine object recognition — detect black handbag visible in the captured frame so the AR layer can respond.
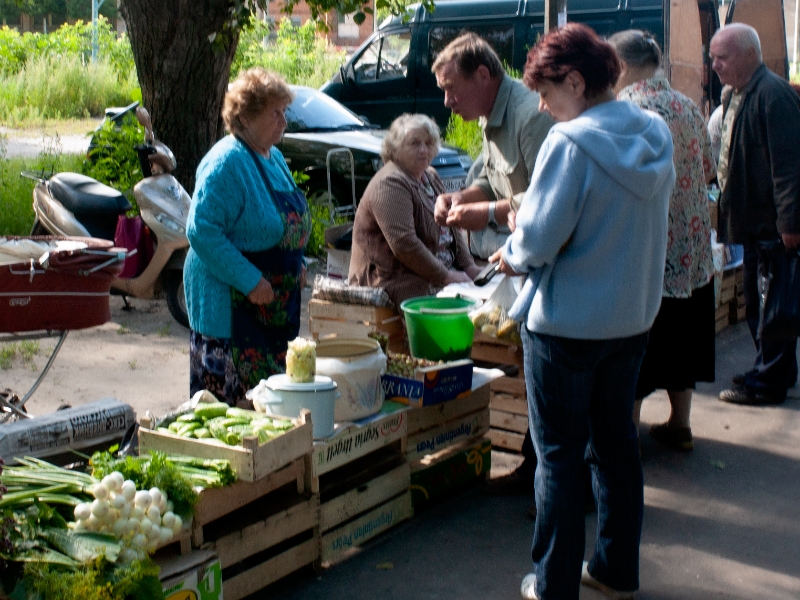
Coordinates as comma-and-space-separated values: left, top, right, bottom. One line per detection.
757, 240, 800, 341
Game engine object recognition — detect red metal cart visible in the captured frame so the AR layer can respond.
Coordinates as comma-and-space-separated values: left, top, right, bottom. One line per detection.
0, 236, 126, 421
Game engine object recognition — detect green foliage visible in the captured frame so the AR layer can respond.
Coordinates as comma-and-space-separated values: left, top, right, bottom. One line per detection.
82, 117, 144, 206
231, 17, 346, 88
0, 142, 85, 236
443, 113, 482, 160
0, 20, 138, 125
22, 556, 163, 600
304, 190, 349, 258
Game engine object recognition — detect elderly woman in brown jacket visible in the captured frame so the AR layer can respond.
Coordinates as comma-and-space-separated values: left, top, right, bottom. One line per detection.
348, 114, 481, 306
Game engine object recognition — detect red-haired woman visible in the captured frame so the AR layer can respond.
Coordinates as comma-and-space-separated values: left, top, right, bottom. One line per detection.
490, 23, 676, 600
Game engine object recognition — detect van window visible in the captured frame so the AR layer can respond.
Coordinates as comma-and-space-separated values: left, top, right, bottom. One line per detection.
428, 24, 515, 68
352, 31, 411, 82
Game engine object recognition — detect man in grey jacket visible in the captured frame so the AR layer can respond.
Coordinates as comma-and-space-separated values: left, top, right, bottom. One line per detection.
432, 33, 553, 498
712, 24, 800, 405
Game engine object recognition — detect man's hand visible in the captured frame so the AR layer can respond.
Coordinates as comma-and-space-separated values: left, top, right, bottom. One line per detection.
247, 277, 275, 305
488, 249, 523, 276
446, 201, 490, 231
435, 192, 460, 225
465, 264, 484, 280
507, 209, 516, 232
782, 232, 800, 249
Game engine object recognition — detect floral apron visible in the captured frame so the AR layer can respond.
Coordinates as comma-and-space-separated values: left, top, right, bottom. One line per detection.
231, 141, 311, 398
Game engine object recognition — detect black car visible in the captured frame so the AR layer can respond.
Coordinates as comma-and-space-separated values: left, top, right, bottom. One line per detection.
279, 85, 472, 209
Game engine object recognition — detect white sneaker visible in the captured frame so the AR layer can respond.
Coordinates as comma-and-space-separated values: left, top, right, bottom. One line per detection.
520, 573, 539, 599
580, 561, 635, 599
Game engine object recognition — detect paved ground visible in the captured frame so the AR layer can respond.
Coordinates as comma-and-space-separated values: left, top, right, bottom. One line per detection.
1, 128, 90, 158
264, 322, 800, 600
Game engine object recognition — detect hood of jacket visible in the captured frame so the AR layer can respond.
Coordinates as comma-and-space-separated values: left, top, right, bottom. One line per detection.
553, 100, 674, 202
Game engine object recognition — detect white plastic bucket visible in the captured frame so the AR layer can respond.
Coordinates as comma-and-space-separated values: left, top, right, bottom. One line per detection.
315, 337, 387, 422
250, 375, 339, 438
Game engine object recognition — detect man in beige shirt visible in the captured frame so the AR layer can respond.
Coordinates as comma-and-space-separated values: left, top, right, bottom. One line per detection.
432, 33, 553, 250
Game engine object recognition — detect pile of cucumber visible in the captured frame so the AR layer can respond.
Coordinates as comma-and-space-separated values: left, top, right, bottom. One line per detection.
158, 402, 294, 446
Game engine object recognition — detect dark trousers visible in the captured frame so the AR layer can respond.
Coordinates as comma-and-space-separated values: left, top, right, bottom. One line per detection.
741, 241, 798, 399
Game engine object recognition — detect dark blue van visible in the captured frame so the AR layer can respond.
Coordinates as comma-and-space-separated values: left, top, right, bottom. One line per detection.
321, 0, 666, 128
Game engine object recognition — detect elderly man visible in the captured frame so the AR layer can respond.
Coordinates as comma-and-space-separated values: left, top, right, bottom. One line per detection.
432, 33, 553, 497
711, 24, 800, 405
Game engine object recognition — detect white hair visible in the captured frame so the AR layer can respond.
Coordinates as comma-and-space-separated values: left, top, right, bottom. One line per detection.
715, 23, 762, 62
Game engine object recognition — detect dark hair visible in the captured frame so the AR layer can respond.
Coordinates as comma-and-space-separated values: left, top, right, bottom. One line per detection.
523, 23, 621, 98
432, 32, 505, 79
607, 29, 662, 69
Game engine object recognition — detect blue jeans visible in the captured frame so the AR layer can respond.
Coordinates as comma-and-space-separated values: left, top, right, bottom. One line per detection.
741, 241, 798, 399
522, 328, 647, 600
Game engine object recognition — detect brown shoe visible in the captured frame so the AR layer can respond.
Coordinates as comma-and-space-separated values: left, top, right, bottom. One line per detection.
481, 470, 533, 496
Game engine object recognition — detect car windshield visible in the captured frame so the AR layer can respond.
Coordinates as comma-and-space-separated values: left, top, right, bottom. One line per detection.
286, 87, 371, 133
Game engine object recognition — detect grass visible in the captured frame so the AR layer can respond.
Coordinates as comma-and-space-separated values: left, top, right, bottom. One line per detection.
0, 141, 86, 235
0, 341, 41, 370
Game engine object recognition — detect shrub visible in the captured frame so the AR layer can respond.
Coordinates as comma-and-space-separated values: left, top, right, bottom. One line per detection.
82, 117, 145, 207
443, 113, 482, 159
231, 17, 346, 88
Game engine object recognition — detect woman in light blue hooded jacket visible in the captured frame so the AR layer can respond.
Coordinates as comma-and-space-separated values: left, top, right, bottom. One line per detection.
492, 24, 675, 600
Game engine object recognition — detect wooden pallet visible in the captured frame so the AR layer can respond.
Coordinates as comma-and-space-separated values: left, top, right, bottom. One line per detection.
405, 384, 491, 462
308, 299, 406, 352
152, 525, 192, 560
191, 457, 320, 600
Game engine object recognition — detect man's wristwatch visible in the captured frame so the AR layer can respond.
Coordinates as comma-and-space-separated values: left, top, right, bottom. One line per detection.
487, 201, 498, 230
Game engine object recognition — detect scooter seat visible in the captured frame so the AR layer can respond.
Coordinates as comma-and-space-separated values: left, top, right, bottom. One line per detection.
49, 173, 132, 217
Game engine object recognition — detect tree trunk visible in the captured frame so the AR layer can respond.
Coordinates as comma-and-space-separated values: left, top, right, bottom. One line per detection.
120, 0, 240, 194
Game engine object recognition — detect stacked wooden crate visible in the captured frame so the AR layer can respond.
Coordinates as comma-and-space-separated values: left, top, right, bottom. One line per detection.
311, 409, 412, 564
140, 411, 318, 600
308, 299, 406, 352
716, 265, 745, 333
405, 382, 492, 506
471, 331, 528, 455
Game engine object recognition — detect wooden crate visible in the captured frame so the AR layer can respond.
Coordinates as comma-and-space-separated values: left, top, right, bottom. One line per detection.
409, 436, 492, 506
488, 376, 527, 453
310, 409, 407, 485
405, 384, 491, 463
470, 331, 524, 369
139, 410, 313, 483
152, 525, 192, 560
319, 490, 412, 564
191, 457, 320, 600
317, 443, 411, 564
308, 299, 406, 352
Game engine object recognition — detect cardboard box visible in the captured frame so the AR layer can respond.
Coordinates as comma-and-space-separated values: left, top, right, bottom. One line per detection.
382, 360, 473, 408
158, 550, 223, 600
325, 248, 351, 280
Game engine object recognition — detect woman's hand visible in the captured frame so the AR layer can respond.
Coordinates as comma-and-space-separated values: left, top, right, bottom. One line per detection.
247, 277, 274, 305
466, 264, 484, 280
488, 249, 523, 276
443, 270, 473, 285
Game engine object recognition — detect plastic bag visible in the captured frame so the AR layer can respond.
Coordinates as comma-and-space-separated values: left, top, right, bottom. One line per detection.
757, 241, 800, 341
469, 275, 522, 344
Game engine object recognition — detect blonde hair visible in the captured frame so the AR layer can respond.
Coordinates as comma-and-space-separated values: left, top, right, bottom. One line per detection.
222, 68, 294, 134
381, 114, 441, 163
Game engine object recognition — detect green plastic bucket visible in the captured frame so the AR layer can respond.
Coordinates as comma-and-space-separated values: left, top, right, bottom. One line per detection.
400, 296, 481, 362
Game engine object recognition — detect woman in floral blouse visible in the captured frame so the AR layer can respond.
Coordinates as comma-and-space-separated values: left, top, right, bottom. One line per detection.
609, 30, 716, 451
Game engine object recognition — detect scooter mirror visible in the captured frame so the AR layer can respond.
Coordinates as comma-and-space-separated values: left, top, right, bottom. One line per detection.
136, 107, 155, 144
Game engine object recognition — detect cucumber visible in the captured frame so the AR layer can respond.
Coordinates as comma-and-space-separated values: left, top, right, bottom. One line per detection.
225, 407, 256, 421
193, 402, 231, 420
177, 413, 201, 423
168, 421, 183, 433
194, 427, 211, 439
177, 422, 201, 437
218, 417, 251, 429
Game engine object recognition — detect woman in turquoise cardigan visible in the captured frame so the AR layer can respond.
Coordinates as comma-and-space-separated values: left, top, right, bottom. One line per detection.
184, 68, 310, 405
